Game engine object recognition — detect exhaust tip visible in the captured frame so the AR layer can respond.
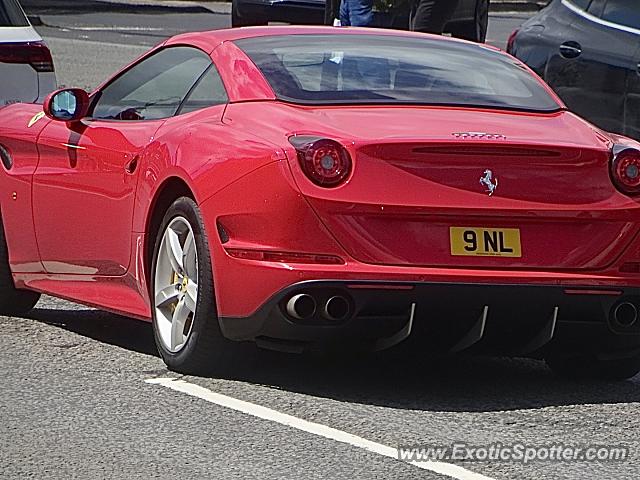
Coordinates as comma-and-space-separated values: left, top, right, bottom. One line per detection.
323, 296, 350, 322
286, 294, 316, 321
613, 302, 638, 328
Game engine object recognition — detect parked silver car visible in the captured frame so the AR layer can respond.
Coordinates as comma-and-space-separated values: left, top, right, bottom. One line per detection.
508, 0, 640, 140
0, 0, 56, 106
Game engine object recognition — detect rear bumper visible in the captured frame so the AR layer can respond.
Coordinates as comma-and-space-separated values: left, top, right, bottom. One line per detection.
218, 280, 640, 357
201, 156, 640, 356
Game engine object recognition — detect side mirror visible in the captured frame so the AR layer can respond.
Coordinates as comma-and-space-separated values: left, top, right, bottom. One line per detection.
43, 88, 90, 122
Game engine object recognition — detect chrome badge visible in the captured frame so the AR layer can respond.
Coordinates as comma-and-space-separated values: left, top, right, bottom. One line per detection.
453, 132, 507, 140
480, 169, 498, 196
28, 111, 46, 128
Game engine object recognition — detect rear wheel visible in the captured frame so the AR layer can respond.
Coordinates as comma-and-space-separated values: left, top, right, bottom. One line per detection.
151, 197, 233, 374
448, 0, 489, 43
546, 353, 640, 381
0, 219, 40, 316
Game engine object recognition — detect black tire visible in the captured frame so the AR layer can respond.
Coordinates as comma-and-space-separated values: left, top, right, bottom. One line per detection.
231, 1, 267, 27
150, 197, 233, 375
448, 0, 489, 43
546, 353, 640, 381
0, 218, 40, 316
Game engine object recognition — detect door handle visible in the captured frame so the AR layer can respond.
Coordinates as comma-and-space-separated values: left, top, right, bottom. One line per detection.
559, 42, 582, 59
125, 154, 139, 174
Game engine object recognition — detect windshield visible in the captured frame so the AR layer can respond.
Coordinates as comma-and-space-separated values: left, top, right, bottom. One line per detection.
234, 34, 561, 112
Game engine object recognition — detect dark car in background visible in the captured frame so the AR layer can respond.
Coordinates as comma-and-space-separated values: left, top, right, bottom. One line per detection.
232, 0, 489, 43
508, 0, 640, 139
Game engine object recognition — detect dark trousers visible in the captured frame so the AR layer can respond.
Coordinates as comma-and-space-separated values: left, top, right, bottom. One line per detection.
410, 0, 460, 34
339, 0, 374, 26
324, 0, 341, 24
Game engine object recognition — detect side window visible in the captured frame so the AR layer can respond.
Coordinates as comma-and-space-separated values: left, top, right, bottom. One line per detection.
0, 0, 29, 26
177, 65, 229, 115
601, 0, 640, 29
587, 0, 606, 16
569, 0, 591, 10
92, 46, 212, 121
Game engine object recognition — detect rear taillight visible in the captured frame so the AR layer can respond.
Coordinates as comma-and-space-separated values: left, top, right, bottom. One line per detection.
506, 29, 519, 54
289, 136, 352, 188
611, 148, 640, 195
0, 41, 54, 72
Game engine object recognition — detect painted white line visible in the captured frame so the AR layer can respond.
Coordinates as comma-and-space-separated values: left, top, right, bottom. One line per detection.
45, 36, 150, 50
146, 377, 495, 480
58, 26, 166, 32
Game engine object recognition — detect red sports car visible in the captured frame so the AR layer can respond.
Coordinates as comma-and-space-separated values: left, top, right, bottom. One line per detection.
2, 26, 640, 379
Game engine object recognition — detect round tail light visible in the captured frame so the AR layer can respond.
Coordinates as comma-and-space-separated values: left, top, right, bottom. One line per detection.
289, 136, 352, 188
611, 148, 640, 195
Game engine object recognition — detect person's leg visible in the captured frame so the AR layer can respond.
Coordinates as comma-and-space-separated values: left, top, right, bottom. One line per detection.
411, 0, 460, 34
348, 0, 374, 26
339, 0, 350, 26
325, 0, 341, 24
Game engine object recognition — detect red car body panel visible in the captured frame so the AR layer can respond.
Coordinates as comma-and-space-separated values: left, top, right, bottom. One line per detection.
211, 41, 276, 102
0, 107, 49, 274
225, 103, 640, 272
1, 26, 640, 354
199, 157, 640, 319
34, 117, 163, 275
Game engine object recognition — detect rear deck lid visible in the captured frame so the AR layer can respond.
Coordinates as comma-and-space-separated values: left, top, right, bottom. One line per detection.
282, 106, 639, 270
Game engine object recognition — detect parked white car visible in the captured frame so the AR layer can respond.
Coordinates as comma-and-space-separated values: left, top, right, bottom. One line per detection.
0, 0, 56, 106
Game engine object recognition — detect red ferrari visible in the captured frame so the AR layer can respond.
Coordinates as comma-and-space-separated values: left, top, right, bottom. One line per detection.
2, 26, 640, 379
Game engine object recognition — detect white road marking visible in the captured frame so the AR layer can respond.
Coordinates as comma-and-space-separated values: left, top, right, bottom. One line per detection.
146, 377, 495, 480
58, 26, 166, 32
46, 36, 150, 50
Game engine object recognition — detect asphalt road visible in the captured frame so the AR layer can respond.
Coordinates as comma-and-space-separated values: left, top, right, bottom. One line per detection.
2, 6, 639, 480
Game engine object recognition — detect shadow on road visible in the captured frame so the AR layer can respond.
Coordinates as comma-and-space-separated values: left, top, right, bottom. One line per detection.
28, 306, 158, 357
222, 348, 640, 413
28, 306, 640, 413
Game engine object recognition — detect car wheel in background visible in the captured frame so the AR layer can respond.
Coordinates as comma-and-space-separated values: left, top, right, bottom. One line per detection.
231, 1, 268, 27
449, 0, 489, 43
0, 219, 40, 315
151, 197, 232, 374
546, 353, 640, 381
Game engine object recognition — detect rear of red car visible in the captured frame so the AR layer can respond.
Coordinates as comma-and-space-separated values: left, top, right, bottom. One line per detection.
286, 107, 639, 273
205, 31, 640, 377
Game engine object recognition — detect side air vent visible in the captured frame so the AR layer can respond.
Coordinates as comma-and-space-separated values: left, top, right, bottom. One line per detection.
0, 145, 12, 170
216, 220, 229, 244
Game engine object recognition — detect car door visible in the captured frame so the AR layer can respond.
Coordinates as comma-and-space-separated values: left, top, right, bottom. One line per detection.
545, 0, 639, 135
33, 46, 213, 275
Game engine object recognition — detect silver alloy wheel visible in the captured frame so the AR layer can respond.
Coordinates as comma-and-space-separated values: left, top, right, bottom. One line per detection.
154, 216, 199, 353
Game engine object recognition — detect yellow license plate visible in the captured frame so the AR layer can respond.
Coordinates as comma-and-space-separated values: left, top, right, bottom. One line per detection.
450, 227, 521, 257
